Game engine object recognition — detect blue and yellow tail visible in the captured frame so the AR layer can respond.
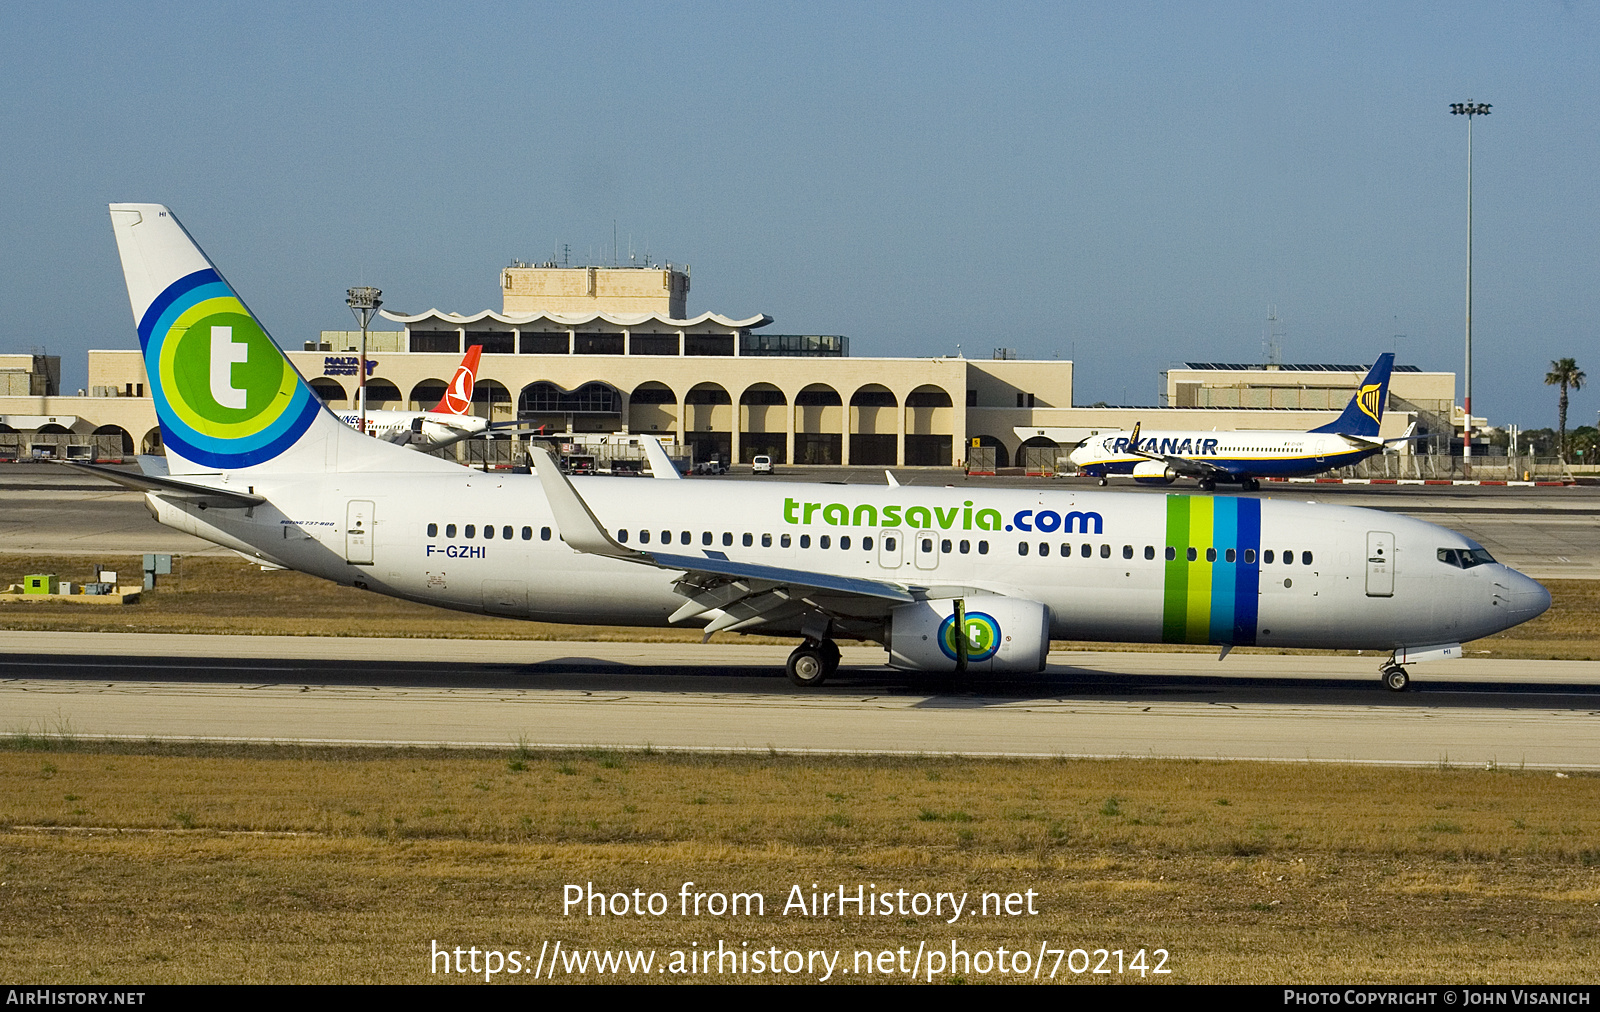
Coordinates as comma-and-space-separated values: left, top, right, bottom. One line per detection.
1309, 353, 1395, 438
108, 204, 450, 476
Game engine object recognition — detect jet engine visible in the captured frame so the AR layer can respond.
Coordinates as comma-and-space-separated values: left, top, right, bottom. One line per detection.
1132, 460, 1178, 485
887, 596, 1051, 673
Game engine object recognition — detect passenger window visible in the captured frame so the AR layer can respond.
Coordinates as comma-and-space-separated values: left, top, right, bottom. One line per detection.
762, 533, 772, 548
781, 534, 791, 548
1123, 545, 1133, 560
840, 536, 851, 550
1080, 543, 1091, 558
427, 523, 438, 537
1165, 546, 1176, 561
959, 540, 970, 554
820, 535, 831, 549
618, 529, 630, 543
465, 525, 476, 539
1018, 542, 1030, 556
540, 527, 551, 541
1039, 542, 1050, 556
521, 526, 532, 540
1264, 550, 1274, 564
702, 531, 713, 546
1302, 551, 1313, 565
1145, 546, 1155, 560
942, 539, 952, 554
639, 530, 649, 544
743, 533, 754, 547
1244, 548, 1255, 563
978, 541, 989, 555
681, 531, 691, 545
1187, 547, 1197, 562
1225, 548, 1236, 563
1061, 544, 1071, 558
503, 526, 513, 540
661, 531, 670, 544
1100, 544, 1111, 559
863, 537, 873, 550
484, 525, 494, 540
1283, 550, 1293, 565
801, 534, 812, 549
723, 532, 733, 547
446, 524, 456, 538
1205, 547, 1215, 562
886, 536, 897, 551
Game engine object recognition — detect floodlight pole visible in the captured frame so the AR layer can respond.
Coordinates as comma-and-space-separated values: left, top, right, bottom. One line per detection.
1450, 101, 1489, 476
346, 287, 383, 435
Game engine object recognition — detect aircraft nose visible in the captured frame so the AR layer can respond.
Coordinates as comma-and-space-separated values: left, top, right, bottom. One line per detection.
1504, 570, 1552, 622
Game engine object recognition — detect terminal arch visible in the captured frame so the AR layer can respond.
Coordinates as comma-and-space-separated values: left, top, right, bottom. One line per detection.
142, 428, 164, 455
793, 384, 842, 465
739, 383, 787, 463
904, 385, 954, 466
685, 383, 732, 465
1016, 436, 1061, 473
849, 384, 898, 466
472, 379, 513, 419
93, 425, 135, 455
409, 378, 448, 410
308, 378, 347, 405
628, 382, 678, 438
363, 379, 402, 409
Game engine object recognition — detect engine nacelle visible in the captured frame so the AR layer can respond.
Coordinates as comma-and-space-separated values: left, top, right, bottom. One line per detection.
1132, 460, 1177, 485
887, 596, 1051, 673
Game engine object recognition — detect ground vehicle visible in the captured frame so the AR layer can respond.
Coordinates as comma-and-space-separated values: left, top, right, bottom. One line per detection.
752, 455, 774, 475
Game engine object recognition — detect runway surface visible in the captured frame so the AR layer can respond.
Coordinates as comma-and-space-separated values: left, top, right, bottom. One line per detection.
4, 466, 1598, 578
5, 633, 1598, 768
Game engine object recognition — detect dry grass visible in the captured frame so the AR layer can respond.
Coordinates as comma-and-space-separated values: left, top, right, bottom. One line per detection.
2, 553, 1594, 659
1, 743, 1597, 983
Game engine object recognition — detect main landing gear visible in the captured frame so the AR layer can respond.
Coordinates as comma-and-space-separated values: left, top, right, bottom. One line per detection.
1243, 478, 1261, 491
1380, 662, 1410, 692
786, 638, 841, 687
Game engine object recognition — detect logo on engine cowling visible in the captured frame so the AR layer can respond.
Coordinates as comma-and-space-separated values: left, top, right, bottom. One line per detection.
938, 611, 1001, 662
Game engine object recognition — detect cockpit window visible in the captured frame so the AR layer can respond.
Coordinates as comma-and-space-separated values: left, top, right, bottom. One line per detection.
1438, 547, 1496, 569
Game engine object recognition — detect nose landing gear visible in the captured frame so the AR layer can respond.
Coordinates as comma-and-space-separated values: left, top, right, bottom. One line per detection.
1380, 663, 1410, 692
786, 638, 841, 687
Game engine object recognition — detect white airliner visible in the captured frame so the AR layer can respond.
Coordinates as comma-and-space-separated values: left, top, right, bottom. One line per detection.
80, 204, 1550, 692
334, 345, 540, 451
1069, 355, 1410, 490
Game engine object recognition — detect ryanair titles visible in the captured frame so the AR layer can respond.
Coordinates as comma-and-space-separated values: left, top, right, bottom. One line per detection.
782, 498, 1103, 535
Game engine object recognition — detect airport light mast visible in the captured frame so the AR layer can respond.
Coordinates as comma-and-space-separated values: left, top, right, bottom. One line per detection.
1450, 100, 1490, 476
346, 286, 383, 435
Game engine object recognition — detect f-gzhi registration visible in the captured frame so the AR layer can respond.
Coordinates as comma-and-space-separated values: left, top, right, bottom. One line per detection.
83, 204, 1550, 693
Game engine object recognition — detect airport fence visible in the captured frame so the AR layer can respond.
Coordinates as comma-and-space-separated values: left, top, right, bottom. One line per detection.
1342, 454, 1572, 481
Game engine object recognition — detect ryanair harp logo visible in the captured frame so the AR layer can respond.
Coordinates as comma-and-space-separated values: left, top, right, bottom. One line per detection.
1357, 383, 1383, 423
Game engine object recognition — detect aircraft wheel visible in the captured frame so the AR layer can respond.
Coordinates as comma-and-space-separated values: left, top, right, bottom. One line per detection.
818, 638, 841, 675
786, 645, 829, 688
1244, 478, 1260, 491
1200, 479, 1216, 491
1381, 665, 1409, 692
1097, 478, 1108, 487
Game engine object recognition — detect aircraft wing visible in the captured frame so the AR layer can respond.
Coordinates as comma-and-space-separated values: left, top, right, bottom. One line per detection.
57, 461, 266, 508
528, 446, 917, 634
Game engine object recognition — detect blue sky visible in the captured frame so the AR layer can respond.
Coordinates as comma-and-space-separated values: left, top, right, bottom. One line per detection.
3, 2, 1595, 428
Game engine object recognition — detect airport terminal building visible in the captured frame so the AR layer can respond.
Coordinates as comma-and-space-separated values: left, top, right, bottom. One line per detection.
1, 262, 1456, 468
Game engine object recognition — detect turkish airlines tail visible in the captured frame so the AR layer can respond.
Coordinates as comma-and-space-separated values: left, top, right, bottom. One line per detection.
431, 345, 482, 416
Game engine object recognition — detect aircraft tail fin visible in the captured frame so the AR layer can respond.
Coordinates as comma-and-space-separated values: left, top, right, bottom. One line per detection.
431, 345, 482, 415
1309, 353, 1395, 437
108, 204, 454, 476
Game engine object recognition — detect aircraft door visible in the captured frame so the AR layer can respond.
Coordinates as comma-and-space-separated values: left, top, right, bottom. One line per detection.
1365, 531, 1394, 597
913, 530, 941, 570
878, 529, 903, 569
346, 500, 374, 565
1314, 438, 1328, 463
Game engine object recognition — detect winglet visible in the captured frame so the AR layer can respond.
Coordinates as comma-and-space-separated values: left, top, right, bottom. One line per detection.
527, 446, 647, 560
641, 435, 682, 480
885, 470, 900, 487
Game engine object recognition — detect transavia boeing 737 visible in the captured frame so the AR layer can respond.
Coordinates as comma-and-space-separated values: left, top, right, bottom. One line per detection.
77, 205, 1550, 692
1069, 354, 1411, 490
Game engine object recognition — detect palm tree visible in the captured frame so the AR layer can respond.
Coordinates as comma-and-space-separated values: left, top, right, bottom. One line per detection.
1545, 358, 1586, 461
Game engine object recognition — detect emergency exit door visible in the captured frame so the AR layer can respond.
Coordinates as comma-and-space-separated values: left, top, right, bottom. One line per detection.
1365, 531, 1394, 597
346, 500, 374, 565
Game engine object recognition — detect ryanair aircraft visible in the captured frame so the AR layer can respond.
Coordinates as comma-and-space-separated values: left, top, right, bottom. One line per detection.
1069, 355, 1406, 490
81, 205, 1549, 692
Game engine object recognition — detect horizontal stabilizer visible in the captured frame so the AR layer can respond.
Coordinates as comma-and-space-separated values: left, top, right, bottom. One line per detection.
58, 461, 265, 508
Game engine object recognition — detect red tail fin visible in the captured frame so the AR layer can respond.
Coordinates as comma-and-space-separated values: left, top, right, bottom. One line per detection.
433, 345, 482, 415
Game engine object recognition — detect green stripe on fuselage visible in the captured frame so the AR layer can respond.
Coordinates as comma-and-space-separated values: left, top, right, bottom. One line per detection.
1161, 496, 1190, 643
